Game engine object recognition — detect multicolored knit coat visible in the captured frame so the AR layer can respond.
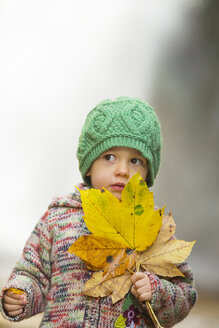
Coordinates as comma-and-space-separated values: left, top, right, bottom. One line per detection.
0, 185, 197, 327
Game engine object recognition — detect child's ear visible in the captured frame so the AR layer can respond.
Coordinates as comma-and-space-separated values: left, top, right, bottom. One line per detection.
86, 170, 91, 176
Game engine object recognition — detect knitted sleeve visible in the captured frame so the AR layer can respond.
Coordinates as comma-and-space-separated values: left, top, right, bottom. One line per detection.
0, 211, 52, 321
147, 262, 197, 327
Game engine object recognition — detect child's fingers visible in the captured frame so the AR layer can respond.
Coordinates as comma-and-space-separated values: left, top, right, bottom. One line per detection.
6, 308, 24, 317
4, 290, 27, 303
130, 285, 138, 298
131, 272, 152, 301
5, 289, 27, 299
133, 276, 150, 290
3, 289, 27, 317
4, 290, 27, 301
131, 271, 148, 283
3, 291, 27, 318
138, 292, 151, 302
3, 290, 27, 317
3, 293, 26, 305
131, 284, 152, 301
136, 288, 152, 302
3, 302, 25, 312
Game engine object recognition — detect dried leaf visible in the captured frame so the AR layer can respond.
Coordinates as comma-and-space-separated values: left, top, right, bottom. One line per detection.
140, 259, 184, 277
69, 234, 136, 279
138, 214, 196, 277
152, 212, 176, 246
83, 271, 132, 304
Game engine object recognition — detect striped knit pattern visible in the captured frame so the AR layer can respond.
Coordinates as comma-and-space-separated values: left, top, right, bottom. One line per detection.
0, 186, 197, 327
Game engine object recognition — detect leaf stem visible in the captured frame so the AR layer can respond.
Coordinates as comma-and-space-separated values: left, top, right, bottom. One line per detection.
135, 265, 163, 328
145, 301, 164, 328
136, 262, 140, 272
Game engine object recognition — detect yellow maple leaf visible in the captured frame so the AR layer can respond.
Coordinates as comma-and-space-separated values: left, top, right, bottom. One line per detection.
79, 173, 164, 252
68, 172, 195, 305
69, 173, 163, 283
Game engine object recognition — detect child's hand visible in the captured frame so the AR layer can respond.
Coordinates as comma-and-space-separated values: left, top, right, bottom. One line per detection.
3, 289, 27, 317
131, 272, 152, 302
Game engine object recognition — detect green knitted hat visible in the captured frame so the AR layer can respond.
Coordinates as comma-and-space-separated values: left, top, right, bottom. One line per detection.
77, 96, 162, 187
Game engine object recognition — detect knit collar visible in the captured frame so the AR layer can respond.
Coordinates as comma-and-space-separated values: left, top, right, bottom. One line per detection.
48, 183, 90, 209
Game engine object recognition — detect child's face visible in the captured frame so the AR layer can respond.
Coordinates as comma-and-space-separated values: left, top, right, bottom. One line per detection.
86, 147, 148, 200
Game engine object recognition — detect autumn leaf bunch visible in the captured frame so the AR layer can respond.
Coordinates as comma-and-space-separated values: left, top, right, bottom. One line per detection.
68, 173, 195, 304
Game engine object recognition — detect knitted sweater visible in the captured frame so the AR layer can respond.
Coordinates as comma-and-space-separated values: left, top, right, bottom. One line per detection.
0, 186, 197, 327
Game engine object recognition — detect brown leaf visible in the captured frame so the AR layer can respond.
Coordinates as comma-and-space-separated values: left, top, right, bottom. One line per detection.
138, 239, 196, 277
69, 234, 136, 279
138, 259, 184, 277
83, 271, 132, 304
152, 212, 176, 246
103, 248, 136, 281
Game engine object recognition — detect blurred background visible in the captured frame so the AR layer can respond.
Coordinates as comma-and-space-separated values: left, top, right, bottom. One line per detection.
0, 0, 218, 327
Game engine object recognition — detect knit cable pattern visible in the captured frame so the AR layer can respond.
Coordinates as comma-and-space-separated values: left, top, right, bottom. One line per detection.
77, 97, 162, 187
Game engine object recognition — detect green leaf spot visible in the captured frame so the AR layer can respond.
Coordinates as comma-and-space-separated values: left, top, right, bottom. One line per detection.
134, 204, 144, 216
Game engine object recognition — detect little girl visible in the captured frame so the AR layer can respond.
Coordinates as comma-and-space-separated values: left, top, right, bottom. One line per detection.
1, 97, 197, 327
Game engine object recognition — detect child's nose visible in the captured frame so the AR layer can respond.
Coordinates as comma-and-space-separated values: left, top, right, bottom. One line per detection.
115, 161, 129, 177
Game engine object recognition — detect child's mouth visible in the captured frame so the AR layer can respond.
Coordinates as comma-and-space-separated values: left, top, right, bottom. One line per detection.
110, 183, 125, 192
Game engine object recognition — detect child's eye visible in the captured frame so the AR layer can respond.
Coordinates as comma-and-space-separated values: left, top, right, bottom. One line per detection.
131, 158, 143, 165
104, 154, 115, 161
